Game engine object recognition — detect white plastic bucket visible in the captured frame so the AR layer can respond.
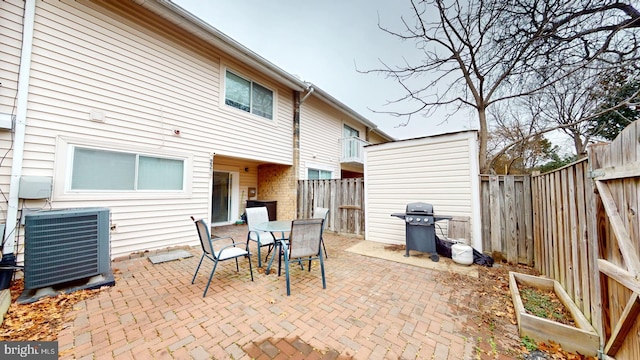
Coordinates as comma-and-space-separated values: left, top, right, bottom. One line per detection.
451, 243, 473, 266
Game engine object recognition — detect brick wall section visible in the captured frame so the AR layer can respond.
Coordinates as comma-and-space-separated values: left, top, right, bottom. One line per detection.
257, 164, 296, 220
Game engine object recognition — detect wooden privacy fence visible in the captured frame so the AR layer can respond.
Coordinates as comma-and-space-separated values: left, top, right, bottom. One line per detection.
531, 121, 640, 359
479, 175, 534, 265
297, 178, 364, 236
531, 159, 595, 324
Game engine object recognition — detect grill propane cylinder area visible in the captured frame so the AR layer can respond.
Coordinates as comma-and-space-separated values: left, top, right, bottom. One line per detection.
391, 202, 451, 262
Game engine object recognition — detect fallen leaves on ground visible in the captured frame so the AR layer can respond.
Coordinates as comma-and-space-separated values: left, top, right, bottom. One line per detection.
430, 258, 596, 360
0, 278, 103, 341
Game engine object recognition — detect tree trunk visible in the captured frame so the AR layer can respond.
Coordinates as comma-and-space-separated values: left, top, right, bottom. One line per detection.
571, 129, 586, 156
478, 106, 489, 173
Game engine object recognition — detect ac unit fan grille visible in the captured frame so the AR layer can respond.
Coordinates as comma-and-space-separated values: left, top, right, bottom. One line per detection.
24, 208, 110, 290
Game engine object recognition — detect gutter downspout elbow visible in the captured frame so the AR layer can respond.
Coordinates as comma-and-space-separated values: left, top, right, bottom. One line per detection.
299, 86, 314, 105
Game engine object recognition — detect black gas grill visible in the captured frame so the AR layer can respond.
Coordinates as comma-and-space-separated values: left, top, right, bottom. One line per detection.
391, 202, 451, 261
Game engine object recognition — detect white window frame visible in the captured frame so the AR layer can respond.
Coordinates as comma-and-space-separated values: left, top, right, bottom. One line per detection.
53, 137, 192, 200
308, 168, 332, 180
222, 68, 275, 121
306, 163, 334, 180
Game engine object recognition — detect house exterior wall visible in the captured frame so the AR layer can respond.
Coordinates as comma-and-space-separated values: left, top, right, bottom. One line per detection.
0, 0, 296, 258
257, 164, 296, 220
0, 1, 23, 195
367, 130, 387, 144
299, 96, 370, 180
299, 96, 341, 179
364, 131, 483, 251
1, 0, 393, 259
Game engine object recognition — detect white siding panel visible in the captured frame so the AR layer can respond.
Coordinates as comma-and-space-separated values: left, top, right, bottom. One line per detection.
365, 131, 482, 250
30, 1, 293, 163
12, 1, 295, 258
0, 0, 24, 195
299, 96, 341, 178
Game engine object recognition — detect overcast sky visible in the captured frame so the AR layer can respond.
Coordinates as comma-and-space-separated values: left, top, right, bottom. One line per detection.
170, 0, 476, 140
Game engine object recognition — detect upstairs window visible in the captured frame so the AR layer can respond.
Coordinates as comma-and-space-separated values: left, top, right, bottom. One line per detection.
225, 70, 274, 120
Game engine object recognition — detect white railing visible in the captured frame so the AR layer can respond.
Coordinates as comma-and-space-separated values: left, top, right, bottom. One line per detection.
340, 137, 369, 163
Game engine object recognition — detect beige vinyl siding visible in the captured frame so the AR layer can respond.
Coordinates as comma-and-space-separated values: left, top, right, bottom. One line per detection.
13, 0, 294, 258
31, 1, 293, 163
367, 131, 389, 145
0, 1, 24, 195
0, 1, 22, 112
365, 131, 482, 250
299, 96, 341, 179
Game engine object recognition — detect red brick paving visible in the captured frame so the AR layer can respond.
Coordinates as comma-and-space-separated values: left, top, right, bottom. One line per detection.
58, 225, 486, 359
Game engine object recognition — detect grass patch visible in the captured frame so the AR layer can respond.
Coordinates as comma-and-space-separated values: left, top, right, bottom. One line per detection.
519, 285, 574, 326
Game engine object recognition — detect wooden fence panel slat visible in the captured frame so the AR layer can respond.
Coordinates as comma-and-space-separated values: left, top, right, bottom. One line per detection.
568, 166, 581, 310
481, 180, 492, 252
561, 168, 572, 293
505, 176, 518, 263
545, 172, 553, 277
532, 175, 541, 271
574, 162, 588, 318
524, 176, 534, 266
489, 176, 503, 258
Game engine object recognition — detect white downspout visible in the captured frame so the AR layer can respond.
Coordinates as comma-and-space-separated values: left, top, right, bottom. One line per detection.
3, 0, 37, 255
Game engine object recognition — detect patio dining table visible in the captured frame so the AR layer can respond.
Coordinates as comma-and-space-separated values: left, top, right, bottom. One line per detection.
254, 220, 291, 276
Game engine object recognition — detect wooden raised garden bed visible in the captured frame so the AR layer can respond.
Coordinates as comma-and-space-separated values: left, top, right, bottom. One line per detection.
509, 272, 599, 357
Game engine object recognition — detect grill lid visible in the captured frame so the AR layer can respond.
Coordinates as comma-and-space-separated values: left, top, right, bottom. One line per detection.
406, 202, 433, 215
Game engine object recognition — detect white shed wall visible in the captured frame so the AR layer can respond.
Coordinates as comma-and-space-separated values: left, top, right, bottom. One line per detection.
364, 131, 482, 250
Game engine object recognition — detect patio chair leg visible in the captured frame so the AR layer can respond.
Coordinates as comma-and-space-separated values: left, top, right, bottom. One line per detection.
203, 260, 219, 297
248, 253, 254, 281
320, 255, 326, 289
264, 244, 273, 264
284, 251, 291, 296
265, 242, 279, 275
322, 238, 328, 259
235, 258, 240, 272
192, 254, 205, 284
256, 244, 262, 268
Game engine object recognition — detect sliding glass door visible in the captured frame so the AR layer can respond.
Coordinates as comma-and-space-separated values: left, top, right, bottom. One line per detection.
211, 170, 240, 225
212, 171, 231, 223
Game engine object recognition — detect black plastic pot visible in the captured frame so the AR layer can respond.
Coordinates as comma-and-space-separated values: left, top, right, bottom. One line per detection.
0, 253, 17, 290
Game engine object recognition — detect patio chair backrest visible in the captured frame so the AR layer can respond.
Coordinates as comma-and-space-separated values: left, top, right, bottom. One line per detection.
194, 218, 214, 256
289, 218, 324, 259
312, 207, 329, 228
246, 207, 269, 231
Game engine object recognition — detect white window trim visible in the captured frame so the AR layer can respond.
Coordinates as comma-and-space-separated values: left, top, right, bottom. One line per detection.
343, 123, 360, 138
53, 136, 193, 200
220, 65, 277, 123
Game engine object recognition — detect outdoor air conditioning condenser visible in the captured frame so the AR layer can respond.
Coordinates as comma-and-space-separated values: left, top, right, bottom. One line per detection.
19, 207, 115, 303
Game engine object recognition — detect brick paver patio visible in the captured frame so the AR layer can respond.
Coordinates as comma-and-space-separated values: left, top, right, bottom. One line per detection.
58, 225, 479, 359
